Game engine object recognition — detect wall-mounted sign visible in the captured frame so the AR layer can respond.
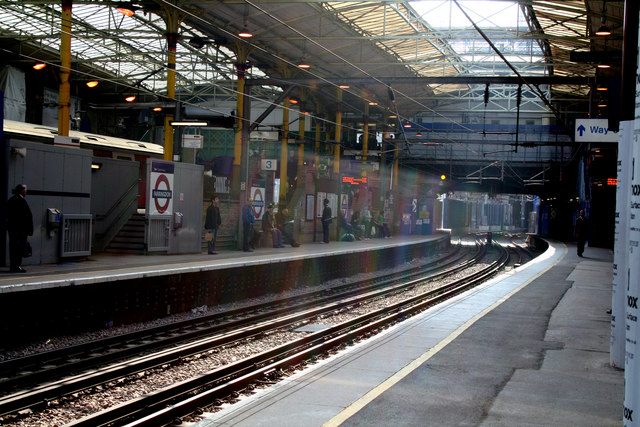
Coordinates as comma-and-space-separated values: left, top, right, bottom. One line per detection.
182, 134, 202, 148
149, 161, 174, 216
261, 159, 278, 171
575, 118, 619, 142
342, 176, 368, 185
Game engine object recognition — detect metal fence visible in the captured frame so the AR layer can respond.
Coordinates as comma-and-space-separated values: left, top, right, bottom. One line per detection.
60, 214, 93, 257
146, 215, 170, 252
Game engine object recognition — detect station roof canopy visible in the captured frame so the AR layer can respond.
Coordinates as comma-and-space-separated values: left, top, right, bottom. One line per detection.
0, 1, 625, 129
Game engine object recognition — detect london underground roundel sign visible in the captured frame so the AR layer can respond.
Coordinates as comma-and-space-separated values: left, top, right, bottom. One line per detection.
149, 161, 174, 216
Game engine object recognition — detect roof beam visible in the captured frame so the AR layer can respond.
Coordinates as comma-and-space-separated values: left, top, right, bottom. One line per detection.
246, 76, 591, 87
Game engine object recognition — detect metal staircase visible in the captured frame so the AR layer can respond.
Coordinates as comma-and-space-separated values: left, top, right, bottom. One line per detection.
104, 213, 146, 254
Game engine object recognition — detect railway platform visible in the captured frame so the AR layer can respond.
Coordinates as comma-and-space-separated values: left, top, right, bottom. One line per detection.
0, 233, 450, 345
0, 233, 446, 293
196, 241, 623, 426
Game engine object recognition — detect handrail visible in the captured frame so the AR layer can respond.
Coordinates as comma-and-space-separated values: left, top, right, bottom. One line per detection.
98, 195, 140, 240
95, 179, 141, 220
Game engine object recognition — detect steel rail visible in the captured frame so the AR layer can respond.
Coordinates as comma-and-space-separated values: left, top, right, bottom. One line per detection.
65, 245, 509, 426
0, 244, 480, 417
0, 243, 464, 392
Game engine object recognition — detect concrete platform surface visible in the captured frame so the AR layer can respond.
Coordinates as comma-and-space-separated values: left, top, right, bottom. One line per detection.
196, 242, 623, 427
0, 233, 445, 293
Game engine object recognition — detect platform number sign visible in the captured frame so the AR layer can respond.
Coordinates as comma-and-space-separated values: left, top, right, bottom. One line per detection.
149, 160, 174, 216
261, 159, 277, 171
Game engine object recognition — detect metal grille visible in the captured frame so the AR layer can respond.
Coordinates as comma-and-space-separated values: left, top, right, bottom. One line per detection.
213, 176, 230, 194
60, 214, 93, 257
146, 215, 170, 252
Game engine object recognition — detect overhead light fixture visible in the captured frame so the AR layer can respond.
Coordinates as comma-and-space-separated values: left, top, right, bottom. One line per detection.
297, 61, 310, 69
368, 101, 378, 106
91, 162, 103, 170
289, 98, 299, 104
125, 95, 136, 102
170, 121, 208, 127
116, 2, 138, 16
86, 81, 98, 88
339, 85, 350, 89
416, 131, 423, 137
595, 23, 611, 37
596, 84, 608, 91
238, 24, 253, 38
595, 2, 611, 37
33, 63, 46, 70
152, 107, 162, 112
403, 121, 412, 128
389, 114, 397, 119
597, 61, 611, 69
597, 99, 608, 108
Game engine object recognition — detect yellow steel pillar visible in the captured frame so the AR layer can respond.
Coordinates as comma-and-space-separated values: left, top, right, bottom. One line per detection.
58, 0, 73, 137
161, 7, 182, 161
298, 89, 306, 173
279, 97, 290, 202
232, 60, 248, 194
314, 115, 321, 175
393, 139, 399, 190
333, 88, 342, 175
362, 103, 369, 178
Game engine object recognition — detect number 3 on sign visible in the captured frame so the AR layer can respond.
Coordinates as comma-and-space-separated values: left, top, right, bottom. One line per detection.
261, 159, 277, 171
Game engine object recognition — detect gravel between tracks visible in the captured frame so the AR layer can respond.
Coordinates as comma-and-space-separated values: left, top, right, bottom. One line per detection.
2, 243, 504, 426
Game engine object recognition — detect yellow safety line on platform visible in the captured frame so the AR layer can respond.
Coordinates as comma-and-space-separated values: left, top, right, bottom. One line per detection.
323, 244, 566, 427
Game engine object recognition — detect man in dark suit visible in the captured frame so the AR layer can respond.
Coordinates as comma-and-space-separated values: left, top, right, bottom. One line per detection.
321, 198, 331, 243
204, 195, 222, 254
7, 184, 33, 273
575, 209, 589, 257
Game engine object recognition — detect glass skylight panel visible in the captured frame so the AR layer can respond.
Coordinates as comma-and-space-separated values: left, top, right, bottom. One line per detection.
0, 2, 241, 94
409, 1, 545, 75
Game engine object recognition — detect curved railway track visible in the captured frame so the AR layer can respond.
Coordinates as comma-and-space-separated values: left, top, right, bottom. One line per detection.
0, 238, 534, 426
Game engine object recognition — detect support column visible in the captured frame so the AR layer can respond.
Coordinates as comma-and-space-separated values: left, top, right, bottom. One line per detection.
162, 7, 181, 161
625, 10, 640, 422
279, 97, 290, 202
57, 0, 73, 137
392, 139, 399, 190
314, 116, 321, 174
362, 103, 369, 161
298, 89, 306, 176
362, 103, 369, 179
232, 60, 248, 195
334, 88, 342, 175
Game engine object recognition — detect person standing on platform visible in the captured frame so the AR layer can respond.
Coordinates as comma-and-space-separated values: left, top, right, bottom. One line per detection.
351, 210, 363, 240
276, 207, 300, 247
263, 204, 284, 248
362, 206, 372, 239
204, 195, 221, 254
7, 184, 33, 273
575, 209, 589, 257
321, 198, 332, 243
242, 198, 255, 252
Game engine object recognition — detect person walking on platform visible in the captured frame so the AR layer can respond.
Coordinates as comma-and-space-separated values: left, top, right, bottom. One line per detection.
276, 207, 300, 247
242, 198, 255, 252
7, 184, 33, 273
575, 209, 589, 257
204, 195, 222, 254
321, 198, 332, 243
263, 204, 284, 248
